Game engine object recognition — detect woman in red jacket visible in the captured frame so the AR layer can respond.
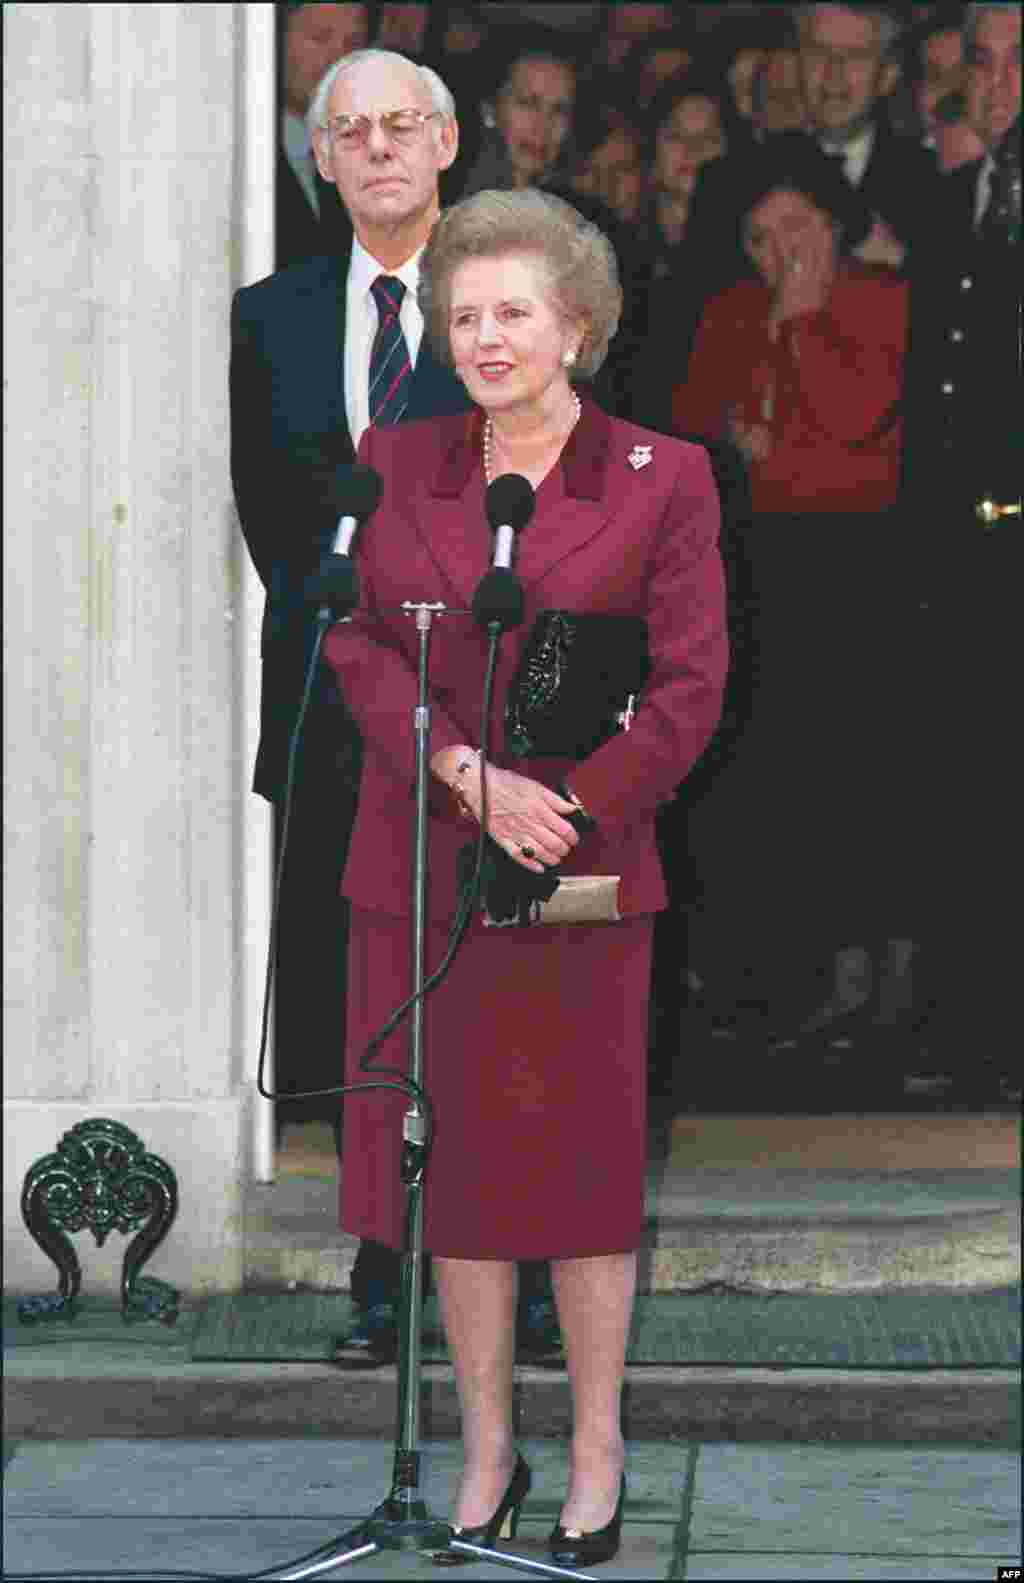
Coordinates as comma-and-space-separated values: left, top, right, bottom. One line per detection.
671, 136, 916, 1071
672, 136, 907, 513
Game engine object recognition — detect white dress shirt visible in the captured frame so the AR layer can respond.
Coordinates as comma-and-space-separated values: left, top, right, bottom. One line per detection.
282, 109, 319, 218
974, 153, 995, 227
345, 237, 426, 450
821, 123, 875, 186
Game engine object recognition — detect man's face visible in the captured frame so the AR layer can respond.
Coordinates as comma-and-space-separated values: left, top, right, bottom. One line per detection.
375, 4, 430, 58
313, 56, 456, 242
603, 4, 677, 68
574, 128, 645, 222
637, 45, 695, 109
964, 6, 1022, 149
916, 29, 963, 131
494, 57, 576, 188
755, 48, 808, 134
798, 6, 897, 138
284, 3, 369, 116
655, 97, 726, 199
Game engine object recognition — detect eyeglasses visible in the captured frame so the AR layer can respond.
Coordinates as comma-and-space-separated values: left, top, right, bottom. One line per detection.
322, 109, 442, 149
802, 43, 882, 73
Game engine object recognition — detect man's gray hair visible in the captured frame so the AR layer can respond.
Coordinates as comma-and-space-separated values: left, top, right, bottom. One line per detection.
963, 3, 1018, 49
792, 4, 904, 61
307, 48, 456, 138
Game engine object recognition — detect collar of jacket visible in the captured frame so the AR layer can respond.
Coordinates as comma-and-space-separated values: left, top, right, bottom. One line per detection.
429, 394, 611, 502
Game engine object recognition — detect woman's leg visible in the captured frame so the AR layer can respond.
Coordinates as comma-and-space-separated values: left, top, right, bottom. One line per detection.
433, 1257, 518, 1529
551, 1251, 637, 1532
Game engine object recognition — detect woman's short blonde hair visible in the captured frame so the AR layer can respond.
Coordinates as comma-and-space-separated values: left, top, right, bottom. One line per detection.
419, 188, 622, 379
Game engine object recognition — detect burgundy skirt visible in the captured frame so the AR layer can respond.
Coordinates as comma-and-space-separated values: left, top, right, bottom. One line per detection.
339, 906, 653, 1260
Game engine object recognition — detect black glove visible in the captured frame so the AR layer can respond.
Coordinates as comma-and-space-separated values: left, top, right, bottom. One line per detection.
458, 836, 561, 927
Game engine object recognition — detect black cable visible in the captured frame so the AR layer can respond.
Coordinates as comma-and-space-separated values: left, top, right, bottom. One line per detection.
356, 627, 501, 1086
254, 617, 503, 1156
0, 1531, 358, 1583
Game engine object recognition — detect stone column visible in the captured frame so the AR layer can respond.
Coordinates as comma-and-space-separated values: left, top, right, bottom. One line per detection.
3, 3, 267, 1296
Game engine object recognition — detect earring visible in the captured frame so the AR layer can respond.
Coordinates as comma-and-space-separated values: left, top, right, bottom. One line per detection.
563, 347, 577, 368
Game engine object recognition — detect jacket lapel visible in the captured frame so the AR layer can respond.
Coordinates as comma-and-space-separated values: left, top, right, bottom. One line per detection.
417, 409, 490, 609
418, 398, 617, 604
516, 398, 614, 587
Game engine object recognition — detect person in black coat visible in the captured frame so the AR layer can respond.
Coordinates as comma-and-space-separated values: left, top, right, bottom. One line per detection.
897, 2, 1020, 1104
792, 1, 945, 265
232, 46, 563, 1363
275, 2, 369, 269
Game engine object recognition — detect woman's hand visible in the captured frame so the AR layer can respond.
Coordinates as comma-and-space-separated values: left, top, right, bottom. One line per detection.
770, 221, 834, 325
432, 749, 580, 873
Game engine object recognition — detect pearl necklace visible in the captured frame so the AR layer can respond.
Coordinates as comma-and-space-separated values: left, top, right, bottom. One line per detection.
483, 391, 582, 486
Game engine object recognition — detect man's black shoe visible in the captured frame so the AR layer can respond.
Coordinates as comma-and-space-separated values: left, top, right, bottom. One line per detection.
331, 1301, 398, 1369
515, 1296, 564, 1367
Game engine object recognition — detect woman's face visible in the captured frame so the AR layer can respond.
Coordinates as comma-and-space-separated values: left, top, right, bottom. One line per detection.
493, 57, 576, 187
743, 187, 834, 291
448, 252, 581, 419
574, 127, 645, 223
654, 96, 725, 199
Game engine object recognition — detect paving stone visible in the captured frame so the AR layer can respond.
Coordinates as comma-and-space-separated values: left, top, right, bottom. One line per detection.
1, 1437, 689, 1523
684, 1556, 1014, 1580
689, 1443, 1021, 1558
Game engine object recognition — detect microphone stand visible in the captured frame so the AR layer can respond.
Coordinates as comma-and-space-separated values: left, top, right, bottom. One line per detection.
270, 603, 593, 1580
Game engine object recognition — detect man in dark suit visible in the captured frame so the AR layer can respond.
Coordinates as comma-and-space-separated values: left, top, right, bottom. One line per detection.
898, 2, 1020, 1104
276, 3, 368, 269
792, 1, 944, 267
231, 47, 561, 1363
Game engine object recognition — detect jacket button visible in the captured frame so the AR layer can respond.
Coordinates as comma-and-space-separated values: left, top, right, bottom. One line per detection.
960, 275, 973, 290
940, 381, 954, 394
950, 328, 964, 342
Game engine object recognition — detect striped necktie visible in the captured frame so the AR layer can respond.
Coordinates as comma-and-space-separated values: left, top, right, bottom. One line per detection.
368, 275, 412, 426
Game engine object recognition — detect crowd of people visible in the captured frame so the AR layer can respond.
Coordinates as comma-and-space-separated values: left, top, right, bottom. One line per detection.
272, 0, 1019, 1112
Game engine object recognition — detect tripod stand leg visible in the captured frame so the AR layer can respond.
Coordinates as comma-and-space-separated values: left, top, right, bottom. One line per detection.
447, 1539, 599, 1579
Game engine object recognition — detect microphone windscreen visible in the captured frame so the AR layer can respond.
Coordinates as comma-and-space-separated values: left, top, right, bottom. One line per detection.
485, 473, 535, 535
325, 463, 384, 520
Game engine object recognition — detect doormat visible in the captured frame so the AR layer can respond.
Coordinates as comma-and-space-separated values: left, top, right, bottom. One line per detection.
189, 1287, 1020, 1369
2, 1295, 191, 1349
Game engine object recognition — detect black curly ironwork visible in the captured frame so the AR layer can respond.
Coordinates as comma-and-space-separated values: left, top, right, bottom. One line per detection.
18, 1118, 179, 1325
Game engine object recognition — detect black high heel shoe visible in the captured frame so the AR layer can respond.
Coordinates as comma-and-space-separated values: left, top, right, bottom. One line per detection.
549, 1475, 626, 1567
432, 1454, 532, 1567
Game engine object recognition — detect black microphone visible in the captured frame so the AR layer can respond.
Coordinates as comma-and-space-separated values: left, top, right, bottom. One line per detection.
472, 474, 535, 631
304, 463, 383, 618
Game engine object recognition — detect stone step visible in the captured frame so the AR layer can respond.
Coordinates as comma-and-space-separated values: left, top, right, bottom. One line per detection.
248, 1113, 1020, 1296
5, 1350, 1018, 1448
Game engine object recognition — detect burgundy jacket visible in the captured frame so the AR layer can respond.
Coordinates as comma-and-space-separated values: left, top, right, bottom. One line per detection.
322, 397, 728, 924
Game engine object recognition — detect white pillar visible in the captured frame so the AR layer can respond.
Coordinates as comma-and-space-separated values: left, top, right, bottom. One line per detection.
3, 3, 266, 1295
237, 1, 277, 1185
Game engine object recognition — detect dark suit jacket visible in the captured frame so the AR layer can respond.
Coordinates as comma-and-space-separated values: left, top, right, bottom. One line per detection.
321, 398, 729, 925
899, 153, 1018, 606
274, 150, 353, 271
853, 117, 944, 252
230, 248, 472, 800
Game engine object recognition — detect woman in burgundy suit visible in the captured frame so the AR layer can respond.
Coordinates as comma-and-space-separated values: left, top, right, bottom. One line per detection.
323, 188, 727, 1566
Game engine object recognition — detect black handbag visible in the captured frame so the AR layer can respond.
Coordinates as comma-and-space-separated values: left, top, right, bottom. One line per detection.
504, 611, 650, 761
